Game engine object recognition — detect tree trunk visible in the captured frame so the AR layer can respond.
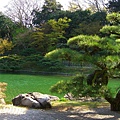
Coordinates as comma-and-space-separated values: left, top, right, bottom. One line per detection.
110, 101, 120, 111
105, 90, 120, 111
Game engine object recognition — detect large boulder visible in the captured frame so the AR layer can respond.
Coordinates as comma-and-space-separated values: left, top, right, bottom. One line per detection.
21, 97, 40, 108
12, 94, 23, 106
12, 92, 59, 109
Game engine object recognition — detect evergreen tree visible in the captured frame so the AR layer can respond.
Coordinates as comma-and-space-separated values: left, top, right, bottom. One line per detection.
33, 0, 62, 26
0, 12, 14, 40
106, 0, 120, 12
47, 12, 120, 111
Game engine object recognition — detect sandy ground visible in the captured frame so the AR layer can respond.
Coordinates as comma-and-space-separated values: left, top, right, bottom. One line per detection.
0, 104, 120, 120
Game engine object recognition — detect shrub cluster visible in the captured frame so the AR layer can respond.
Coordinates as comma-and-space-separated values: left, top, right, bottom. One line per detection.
0, 55, 22, 72
0, 54, 63, 72
50, 74, 111, 99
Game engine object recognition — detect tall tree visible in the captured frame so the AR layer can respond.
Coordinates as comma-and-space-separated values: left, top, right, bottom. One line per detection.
32, 0, 62, 26
5, 0, 41, 27
42, 17, 71, 50
46, 12, 120, 111
86, 0, 109, 12
0, 12, 14, 40
0, 38, 13, 54
13, 17, 70, 55
106, 0, 120, 12
71, 11, 107, 36
68, 0, 83, 11
68, 0, 108, 12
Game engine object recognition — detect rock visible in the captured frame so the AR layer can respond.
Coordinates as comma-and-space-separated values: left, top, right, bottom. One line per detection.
12, 92, 59, 109
21, 97, 40, 108
29, 92, 59, 101
48, 95, 60, 101
12, 94, 23, 106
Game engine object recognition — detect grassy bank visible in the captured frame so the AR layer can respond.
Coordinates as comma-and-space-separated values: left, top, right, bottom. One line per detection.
0, 74, 70, 103
0, 74, 120, 103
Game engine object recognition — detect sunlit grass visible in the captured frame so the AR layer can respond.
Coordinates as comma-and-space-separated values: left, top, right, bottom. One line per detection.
0, 73, 120, 104
108, 78, 120, 96
52, 101, 109, 110
0, 74, 70, 103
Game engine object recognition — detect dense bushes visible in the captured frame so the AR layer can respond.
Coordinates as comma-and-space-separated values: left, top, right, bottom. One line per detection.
0, 55, 22, 72
37, 58, 63, 71
0, 54, 63, 72
50, 74, 111, 99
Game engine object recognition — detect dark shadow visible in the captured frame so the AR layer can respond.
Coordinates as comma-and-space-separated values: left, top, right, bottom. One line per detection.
49, 106, 120, 120
0, 105, 120, 120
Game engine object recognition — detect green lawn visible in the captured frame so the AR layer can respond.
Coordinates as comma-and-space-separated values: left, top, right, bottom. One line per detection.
0, 74, 70, 103
0, 74, 120, 103
108, 78, 120, 96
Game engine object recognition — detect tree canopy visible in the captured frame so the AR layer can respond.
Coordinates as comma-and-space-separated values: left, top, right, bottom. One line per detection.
106, 0, 120, 12
1, 0, 120, 111
48, 12, 120, 111
0, 12, 15, 40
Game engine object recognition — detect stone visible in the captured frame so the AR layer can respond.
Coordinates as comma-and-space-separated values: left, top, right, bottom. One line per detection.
12, 92, 59, 109
21, 97, 40, 108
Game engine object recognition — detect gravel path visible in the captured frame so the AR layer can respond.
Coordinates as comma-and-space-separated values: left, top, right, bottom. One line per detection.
0, 105, 120, 120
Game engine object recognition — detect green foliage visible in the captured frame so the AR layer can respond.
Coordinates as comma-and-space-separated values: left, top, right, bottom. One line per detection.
21, 54, 63, 72
50, 74, 85, 96
59, 97, 68, 102
0, 55, 22, 72
21, 54, 43, 70
49, 12, 120, 101
0, 39, 13, 54
32, 0, 62, 25
25, 54, 63, 71
12, 26, 28, 41
0, 12, 15, 40
106, 12, 120, 24
50, 80, 69, 94
71, 11, 107, 36
100, 13, 120, 43
106, 0, 120, 12
37, 58, 63, 72
42, 17, 71, 51
13, 30, 33, 54
0, 54, 63, 72
13, 17, 70, 55
33, 9, 106, 38
100, 25, 120, 35
68, 35, 101, 48
67, 32, 120, 70
45, 48, 82, 62
50, 74, 110, 98
13, 29, 45, 55
19, 48, 39, 56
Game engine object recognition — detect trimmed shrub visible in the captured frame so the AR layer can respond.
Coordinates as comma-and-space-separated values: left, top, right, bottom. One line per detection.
50, 74, 110, 99
37, 58, 63, 72
0, 55, 22, 72
0, 82, 7, 104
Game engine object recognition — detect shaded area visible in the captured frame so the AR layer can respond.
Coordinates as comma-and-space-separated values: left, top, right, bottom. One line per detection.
0, 105, 120, 120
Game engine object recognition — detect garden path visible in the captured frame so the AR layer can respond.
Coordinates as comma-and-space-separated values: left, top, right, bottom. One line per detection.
0, 105, 120, 120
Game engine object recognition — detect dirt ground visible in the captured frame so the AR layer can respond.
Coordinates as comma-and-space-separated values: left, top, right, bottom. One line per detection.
0, 104, 120, 120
